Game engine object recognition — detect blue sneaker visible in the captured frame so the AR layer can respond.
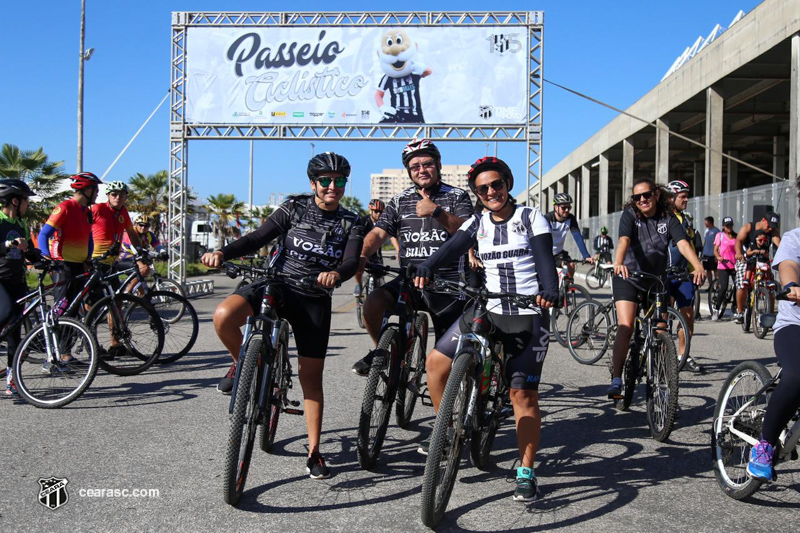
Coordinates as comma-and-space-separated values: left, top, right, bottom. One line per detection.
607, 377, 623, 399
747, 440, 774, 481
513, 466, 539, 502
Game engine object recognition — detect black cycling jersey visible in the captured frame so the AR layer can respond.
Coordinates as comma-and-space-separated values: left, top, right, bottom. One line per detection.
593, 235, 613, 254
0, 211, 33, 283
220, 195, 364, 295
618, 207, 687, 278
375, 182, 473, 281
363, 218, 383, 264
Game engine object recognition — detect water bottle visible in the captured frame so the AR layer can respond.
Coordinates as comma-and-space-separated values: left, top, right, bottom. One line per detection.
52, 298, 69, 318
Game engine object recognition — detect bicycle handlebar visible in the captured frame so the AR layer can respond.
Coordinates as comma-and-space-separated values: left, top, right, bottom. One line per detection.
426, 277, 537, 309
222, 261, 335, 291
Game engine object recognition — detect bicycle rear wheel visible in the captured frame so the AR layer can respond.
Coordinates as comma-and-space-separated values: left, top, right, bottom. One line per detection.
260, 321, 289, 453
753, 288, 771, 340
85, 294, 165, 376
147, 291, 199, 364
222, 338, 262, 506
646, 332, 679, 442
357, 326, 400, 470
664, 307, 691, 371
155, 277, 185, 298
586, 265, 602, 290
420, 350, 475, 528
552, 284, 590, 347
13, 317, 98, 409
711, 360, 772, 500
396, 314, 428, 429
566, 300, 611, 365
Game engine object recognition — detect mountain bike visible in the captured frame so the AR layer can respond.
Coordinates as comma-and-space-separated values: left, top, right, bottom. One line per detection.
229, 255, 269, 293
551, 257, 590, 347
419, 278, 534, 528
116, 250, 199, 363
221, 262, 307, 507
7, 258, 98, 409
712, 292, 799, 500
355, 268, 383, 329
615, 270, 682, 442
586, 252, 612, 290
124, 247, 184, 297
357, 263, 429, 470
741, 260, 777, 339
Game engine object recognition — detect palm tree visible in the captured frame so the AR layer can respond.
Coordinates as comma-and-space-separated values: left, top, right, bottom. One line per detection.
340, 196, 367, 216
127, 171, 197, 238
0, 144, 70, 232
206, 193, 246, 247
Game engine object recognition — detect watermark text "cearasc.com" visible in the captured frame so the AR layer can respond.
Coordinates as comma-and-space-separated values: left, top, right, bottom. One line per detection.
78, 488, 160, 498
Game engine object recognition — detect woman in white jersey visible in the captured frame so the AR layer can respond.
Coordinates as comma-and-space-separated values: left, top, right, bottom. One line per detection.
414, 157, 558, 502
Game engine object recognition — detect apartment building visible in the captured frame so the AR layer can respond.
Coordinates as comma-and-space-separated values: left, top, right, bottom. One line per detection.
370, 164, 476, 205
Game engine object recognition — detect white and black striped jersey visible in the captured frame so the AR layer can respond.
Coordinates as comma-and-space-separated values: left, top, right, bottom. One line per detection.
459, 205, 551, 315
544, 211, 578, 255
377, 74, 424, 122
376, 182, 473, 281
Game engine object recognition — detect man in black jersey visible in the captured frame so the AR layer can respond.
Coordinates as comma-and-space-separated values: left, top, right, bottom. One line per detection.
352, 139, 473, 376
201, 152, 363, 479
593, 226, 613, 264
353, 198, 400, 297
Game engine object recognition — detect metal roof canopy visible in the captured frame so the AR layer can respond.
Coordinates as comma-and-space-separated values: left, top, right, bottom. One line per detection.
169, 11, 544, 281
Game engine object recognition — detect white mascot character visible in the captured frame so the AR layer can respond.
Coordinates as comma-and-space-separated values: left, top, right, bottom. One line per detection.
375, 30, 432, 123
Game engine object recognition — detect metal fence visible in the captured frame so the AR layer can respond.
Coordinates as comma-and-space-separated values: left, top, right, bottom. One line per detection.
566, 181, 798, 260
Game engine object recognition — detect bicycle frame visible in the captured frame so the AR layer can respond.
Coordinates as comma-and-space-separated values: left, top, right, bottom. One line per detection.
376, 269, 421, 392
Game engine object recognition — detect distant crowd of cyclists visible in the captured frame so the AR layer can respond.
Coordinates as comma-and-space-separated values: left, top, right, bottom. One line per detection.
2, 136, 799, 504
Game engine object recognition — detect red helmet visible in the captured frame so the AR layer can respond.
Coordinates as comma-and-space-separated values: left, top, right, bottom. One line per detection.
467, 157, 514, 192
70, 172, 103, 190
368, 199, 385, 211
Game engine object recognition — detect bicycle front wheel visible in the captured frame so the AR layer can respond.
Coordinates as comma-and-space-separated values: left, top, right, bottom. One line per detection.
566, 300, 611, 365
552, 284, 590, 347
586, 265, 602, 290
711, 360, 772, 500
155, 277, 185, 298
646, 332, 679, 442
420, 350, 475, 528
664, 307, 691, 372
147, 291, 199, 364
223, 338, 262, 506
13, 317, 98, 409
396, 313, 429, 429
753, 288, 771, 340
357, 326, 401, 470
260, 321, 290, 453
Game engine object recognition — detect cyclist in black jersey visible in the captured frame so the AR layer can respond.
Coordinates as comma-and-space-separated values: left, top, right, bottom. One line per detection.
201, 152, 364, 479
353, 198, 400, 297
352, 139, 474, 375
607, 177, 705, 399
593, 226, 613, 264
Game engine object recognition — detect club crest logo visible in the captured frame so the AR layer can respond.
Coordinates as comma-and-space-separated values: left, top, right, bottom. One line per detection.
38, 477, 69, 511
657, 222, 668, 235
511, 220, 525, 235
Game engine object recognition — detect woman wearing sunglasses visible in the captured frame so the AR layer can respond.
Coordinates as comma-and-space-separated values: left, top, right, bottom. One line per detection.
414, 156, 559, 502
606, 177, 705, 399
201, 152, 364, 479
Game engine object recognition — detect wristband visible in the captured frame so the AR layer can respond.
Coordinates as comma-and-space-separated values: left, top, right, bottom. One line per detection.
431, 206, 443, 218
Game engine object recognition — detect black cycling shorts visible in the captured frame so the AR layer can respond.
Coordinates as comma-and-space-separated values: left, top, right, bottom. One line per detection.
553, 251, 572, 267
434, 309, 550, 391
379, 275, 466, 341
234, 280, 331, 359
611, 276, 666, 314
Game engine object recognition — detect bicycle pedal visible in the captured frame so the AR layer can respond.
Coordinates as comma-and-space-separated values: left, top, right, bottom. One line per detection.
283, 408, 304, 415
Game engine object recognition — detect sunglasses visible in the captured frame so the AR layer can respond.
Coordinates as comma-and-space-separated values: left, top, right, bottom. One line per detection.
475, 179, 506, 196
631, 190, 655, 203
408, 161, 437, 174
370, 209, 383, 214
556, 204, 572, 210
315, 176, 348, 188
137, 223, 150, 228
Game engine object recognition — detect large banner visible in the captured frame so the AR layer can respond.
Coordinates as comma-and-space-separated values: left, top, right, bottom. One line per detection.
185, 26, 527, 125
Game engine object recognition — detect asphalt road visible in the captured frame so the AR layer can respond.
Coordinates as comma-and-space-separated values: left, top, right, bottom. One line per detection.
2, 266, 798, 532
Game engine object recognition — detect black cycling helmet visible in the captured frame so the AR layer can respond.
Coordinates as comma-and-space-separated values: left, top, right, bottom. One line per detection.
0, 178, 34, 199
401, 138, 442, 170
307, 152, 351, 180
467, 156, 514, 193
553, 193, 573, 205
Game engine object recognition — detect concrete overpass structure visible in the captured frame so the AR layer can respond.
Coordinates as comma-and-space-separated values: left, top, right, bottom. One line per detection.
520, 0, 800, 223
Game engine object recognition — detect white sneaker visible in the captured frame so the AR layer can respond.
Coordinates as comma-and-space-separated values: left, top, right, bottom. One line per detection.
711, 312, 719, 322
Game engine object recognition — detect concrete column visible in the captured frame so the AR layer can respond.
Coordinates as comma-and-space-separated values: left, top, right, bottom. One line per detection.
574, 174, 582, 219
567, 171, 578, 206
541, 185, 549, 212
773, 136, 786, 182
599, 152, 609, 216
549, 184, 558, 209
693, 161, 702, 196
622, 138, 634, 195
655, 118, 670, 184
705, 86, 724, 196
556, 178, 565, 194
790, 34, 800, 180
581, 164, 591, 220
727, 151, 738, 192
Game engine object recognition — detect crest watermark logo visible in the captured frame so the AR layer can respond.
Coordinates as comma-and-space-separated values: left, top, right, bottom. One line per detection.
479, 106, 493, 120
486, 34, 522, 55
38, 477, 69, 511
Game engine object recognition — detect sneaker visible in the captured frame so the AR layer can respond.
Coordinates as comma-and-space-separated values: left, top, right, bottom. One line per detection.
418, 439, 430, 456
217, 362, 237, 395
513, 466, 539, 502
606, 377, 623, 399
5, 379, 17, 396
306, 451, 331, 479
747, 439, 775, 481
352, 284, 362, 297
711, 312, 719, 322
734, 313, 744, 324
684, 356, 703, 373
352, 350, 379, 376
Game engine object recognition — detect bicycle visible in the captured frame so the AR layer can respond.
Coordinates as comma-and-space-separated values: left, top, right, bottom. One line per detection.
586, 252, 612, 290
419, 278, 534, 528
229, 255, 268, 293
356, 263, 430, 470
6, 258, 98, 408
614, 270, 681, 442
551, 257, 590, 347
123, 247, 184, 297
711, 292, 799, 500
221, 262, 306, 507
115, 249, 199, 364
742, 260, 777, 339
355, 268, 382, 329
566, 267, 691, 371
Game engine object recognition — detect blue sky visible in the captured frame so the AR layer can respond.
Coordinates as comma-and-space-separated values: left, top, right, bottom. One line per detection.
2, 0, 763, 206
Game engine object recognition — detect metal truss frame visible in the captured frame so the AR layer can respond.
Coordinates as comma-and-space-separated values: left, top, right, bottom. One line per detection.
169, 11, 543, 281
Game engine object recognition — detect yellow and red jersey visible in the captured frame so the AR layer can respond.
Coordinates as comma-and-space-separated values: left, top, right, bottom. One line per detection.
91, 202, 133, 265
45, 198, 93, 263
